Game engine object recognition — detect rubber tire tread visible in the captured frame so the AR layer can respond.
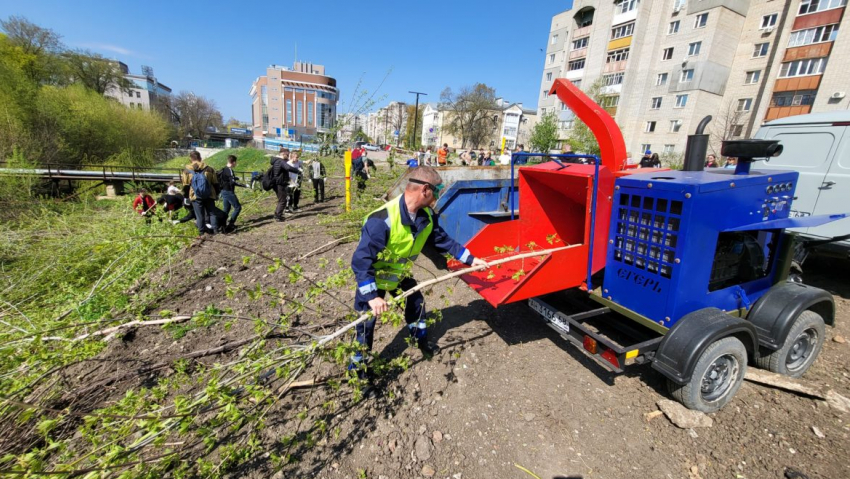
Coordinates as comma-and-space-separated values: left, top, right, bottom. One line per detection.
668, 336, 747, 413
754, 310, 825, 378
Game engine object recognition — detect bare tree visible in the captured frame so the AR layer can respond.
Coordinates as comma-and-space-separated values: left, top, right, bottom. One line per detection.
167, 91, 224, 142
63, 50, 132, 95
440, 83, 499, 148
710, 101, 747, 157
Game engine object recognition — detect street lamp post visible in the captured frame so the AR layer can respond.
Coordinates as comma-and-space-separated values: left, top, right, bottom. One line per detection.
409, 91, 427, 149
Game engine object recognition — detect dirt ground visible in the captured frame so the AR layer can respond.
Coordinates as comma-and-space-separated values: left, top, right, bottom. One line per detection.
67, 181, 850, 479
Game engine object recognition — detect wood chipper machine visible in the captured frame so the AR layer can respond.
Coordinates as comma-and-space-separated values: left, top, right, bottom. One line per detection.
451, 79, 848, 412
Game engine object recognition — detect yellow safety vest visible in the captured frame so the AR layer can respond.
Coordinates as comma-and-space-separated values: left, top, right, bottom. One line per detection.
368, 196, 433, 291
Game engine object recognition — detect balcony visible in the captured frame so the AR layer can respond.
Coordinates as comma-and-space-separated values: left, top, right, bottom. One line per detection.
600, 84, 623, 95
573, 25, 592, 39
765, 105, 812, 121
612, 9, 638, 27
566, 69, 584, 80
603, 60, 628, 73
569, 48, 588, 60
774, 75, 822, 92
793, 7, 844, 31
783, 43, 832, 62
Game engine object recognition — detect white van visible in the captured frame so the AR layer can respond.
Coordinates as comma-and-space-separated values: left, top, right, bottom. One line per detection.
753, 110, 850, 257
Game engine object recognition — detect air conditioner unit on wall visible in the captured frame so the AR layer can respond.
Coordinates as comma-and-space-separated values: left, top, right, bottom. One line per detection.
764, 26, 775, 33
831, 92, 846, 99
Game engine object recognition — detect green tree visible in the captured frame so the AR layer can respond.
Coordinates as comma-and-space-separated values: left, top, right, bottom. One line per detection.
404, 104, 424, 149
0, 16, 63, 84
528, 112, 559, 154
352, 127, 372, 143
565, 78, 612, 156
63, 50, 132, 95
440, 83, 498, 148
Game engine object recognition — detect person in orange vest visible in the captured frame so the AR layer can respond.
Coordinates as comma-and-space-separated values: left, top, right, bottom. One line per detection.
437, 143, 449, 166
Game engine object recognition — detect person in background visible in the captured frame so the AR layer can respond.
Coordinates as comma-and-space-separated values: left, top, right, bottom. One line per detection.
460, 149, 472, 166
705, 154, 720, 168
478, 150, 487, 166
132, 189, 156, 217
166, 181, 181, 196
286, 151, 304, 212
483, 151, 495, 166
650, 152, 661, 168
417, 147, 426, 165
470, 150, 477, 165
724, 157, 738, 169
349, 166, 489, 375
424, 147, 433, 166
407, 156, 420, 168
309, 157, 327, 203
639, 150, 661, 168
353, 150, 369, 193
272, 148, 300, 222
514, 144, 527, 165
180, 151, 225, 234
157, 193, 184, 220
218, 155, 247, 233
498, 149, 511, 165
437, 143, 449, 166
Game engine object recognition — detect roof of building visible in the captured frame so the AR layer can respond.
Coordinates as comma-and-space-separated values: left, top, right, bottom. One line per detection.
763, 110, 850, 126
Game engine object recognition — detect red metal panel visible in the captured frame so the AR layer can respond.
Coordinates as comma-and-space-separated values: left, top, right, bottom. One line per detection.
792, 8, 844, 30
549, 79, 628, 172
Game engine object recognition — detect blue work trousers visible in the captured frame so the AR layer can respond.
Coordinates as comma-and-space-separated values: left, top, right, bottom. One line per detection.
353, 277, 425, 353
220, 190, 241, 225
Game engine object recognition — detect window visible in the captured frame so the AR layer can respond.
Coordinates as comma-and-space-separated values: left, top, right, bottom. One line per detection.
761, 14, 778, 29
606, 48, 630, 63
779, 57, 828, 77
680, 69, 694, 82
568, 59, 585, 71
615, 0, 638, 14
670, 120, 683, 132
745, 70, 761, 84
543, 90, 549, 98
662, 47, 674, 60
611, 22, 635, 40
664, 144, 676, 153
645, 121, 657, 133
651, 97, 662, 109
551, 34, 558, 45
753, 43, 770, 57
601, 95, 620, 107
135, 91, 141, 98
668, 20, 680, 34
731, 125, 744, 137
129, 102, 134, 108
656, 73, 669, 85
546, 72, 553, 81
307, 102, 314, 125
549, 53, 555, 64
694, 13, 708, 28
788, 25, 839, 47
737, 98, 753, 111
771, 90, 817, 107
572, 37, 589, 50
688, 41, 702, 56
296, 100, 303, 124
602, 72, 625, 86
640, 144, 652, 153
675, 94, 689, 108
572, 79, 582, 89
286, 99, 293, 123
799, 0, 847, 15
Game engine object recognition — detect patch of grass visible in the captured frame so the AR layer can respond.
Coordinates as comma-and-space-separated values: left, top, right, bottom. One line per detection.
159, 147, 271, 172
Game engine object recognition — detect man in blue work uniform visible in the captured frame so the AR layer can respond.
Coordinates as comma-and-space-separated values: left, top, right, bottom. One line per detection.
350, 166, 488, 372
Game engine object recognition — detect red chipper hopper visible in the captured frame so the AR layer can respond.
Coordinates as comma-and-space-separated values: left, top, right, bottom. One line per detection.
456, 79, 629, 307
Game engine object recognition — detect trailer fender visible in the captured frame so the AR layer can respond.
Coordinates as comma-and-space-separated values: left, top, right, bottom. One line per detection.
652, 308, 758, 386
746, 282, 835, 351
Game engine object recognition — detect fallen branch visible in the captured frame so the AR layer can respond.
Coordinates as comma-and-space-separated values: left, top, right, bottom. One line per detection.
297, 235, 355, 260
74, 315, 192, 342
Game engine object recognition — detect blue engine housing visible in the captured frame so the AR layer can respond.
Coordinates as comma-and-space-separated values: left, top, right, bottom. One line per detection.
602, 168, 799, 329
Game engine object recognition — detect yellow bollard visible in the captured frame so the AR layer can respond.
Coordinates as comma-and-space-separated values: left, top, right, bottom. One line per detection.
344, 150, 352, 212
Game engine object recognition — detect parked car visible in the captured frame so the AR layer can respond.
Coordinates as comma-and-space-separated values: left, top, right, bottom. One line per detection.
753, 110, 850, 258
362, 143, 381, 151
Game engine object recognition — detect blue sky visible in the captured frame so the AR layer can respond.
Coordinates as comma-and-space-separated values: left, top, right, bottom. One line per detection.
0, 0, 573, 121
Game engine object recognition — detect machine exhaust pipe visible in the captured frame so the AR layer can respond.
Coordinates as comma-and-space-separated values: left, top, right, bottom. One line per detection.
682, 115, 712, 172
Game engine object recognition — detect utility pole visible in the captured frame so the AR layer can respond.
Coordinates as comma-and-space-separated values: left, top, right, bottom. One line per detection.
409, 91, 427, 149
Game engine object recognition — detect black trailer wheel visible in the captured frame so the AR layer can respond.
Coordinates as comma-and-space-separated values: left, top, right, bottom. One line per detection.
755, 310, 825, 378
668, 337, 747, 413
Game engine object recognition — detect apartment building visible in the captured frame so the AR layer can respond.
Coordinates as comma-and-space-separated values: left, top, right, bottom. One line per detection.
539, 0, 849, 158
365, 101, 408, 145
106, 62, 171, 111
250, 62, 338, 140
420, 99, 537, 150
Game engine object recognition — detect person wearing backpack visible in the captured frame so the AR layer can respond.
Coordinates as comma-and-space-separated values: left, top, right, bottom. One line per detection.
180, 150, 225, 235
218, 155, 248, 233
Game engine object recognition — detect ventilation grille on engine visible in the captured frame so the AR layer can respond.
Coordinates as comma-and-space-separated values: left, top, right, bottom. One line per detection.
612, 194, 682, 278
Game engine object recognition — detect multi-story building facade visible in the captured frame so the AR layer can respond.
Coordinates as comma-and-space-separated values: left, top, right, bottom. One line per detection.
365, 101, 408, 145
421, 99, 538, 151
107, 62, 171, 111
250, 62, 338, 141
539, 0, 849, 158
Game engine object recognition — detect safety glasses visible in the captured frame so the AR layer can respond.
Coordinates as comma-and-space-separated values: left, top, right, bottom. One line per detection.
409, 178, 444, 199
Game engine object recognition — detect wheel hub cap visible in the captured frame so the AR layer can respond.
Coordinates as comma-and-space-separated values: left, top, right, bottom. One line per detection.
701, 354, 739, 401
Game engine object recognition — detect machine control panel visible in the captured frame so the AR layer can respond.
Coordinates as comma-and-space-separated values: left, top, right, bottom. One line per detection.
759, 180, 795, 220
